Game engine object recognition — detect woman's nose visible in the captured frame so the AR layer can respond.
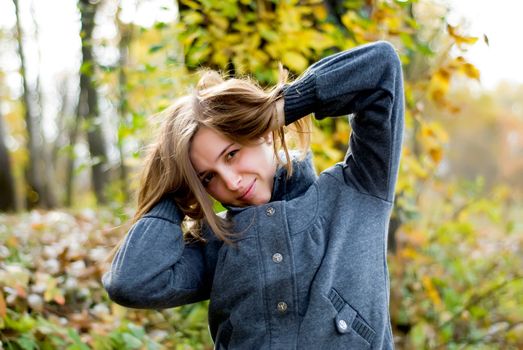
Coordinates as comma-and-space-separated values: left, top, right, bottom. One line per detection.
223, 171, 241, 191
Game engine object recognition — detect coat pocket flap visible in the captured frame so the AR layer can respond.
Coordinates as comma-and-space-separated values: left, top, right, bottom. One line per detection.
334, 304, 357, 334
328, 288, 376, 344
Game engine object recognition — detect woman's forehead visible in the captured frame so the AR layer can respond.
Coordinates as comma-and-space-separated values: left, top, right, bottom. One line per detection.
189, 127, 234, 172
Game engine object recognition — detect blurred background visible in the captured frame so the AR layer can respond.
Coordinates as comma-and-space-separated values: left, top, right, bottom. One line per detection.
0, 0, 522, 349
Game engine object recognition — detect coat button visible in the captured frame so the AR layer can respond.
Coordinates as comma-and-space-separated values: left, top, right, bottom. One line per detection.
277, 301, 287, 313
338, 319, 348, 331
272, 253, 283, 263
266, 207, 275, 216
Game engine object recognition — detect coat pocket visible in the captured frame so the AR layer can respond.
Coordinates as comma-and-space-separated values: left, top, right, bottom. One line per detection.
214, 319, 233, 350
328, 288, 376, 346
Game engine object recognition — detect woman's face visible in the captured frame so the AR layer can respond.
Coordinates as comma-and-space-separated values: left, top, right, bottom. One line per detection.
189, 126, 277, 207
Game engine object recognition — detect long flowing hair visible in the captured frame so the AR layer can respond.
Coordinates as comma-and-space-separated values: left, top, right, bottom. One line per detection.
121, 69, 311, 247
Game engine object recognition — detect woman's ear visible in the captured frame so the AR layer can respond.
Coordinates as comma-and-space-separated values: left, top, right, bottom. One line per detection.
262, 131, 273, 145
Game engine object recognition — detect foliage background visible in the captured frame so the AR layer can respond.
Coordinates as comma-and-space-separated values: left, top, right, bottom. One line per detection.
0, 0, 522, 349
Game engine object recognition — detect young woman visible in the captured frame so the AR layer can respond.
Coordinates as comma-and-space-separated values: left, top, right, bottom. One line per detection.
103, 41, 404, 349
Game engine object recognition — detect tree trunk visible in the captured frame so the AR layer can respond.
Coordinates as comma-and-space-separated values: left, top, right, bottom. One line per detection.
65, 112, 79, 207
0, 113, 17, 212
53, 77, 77, 207
30, 1, 57, 208
78, 0, 109, 205
13, 0, 46, 209
116, 17, 132, 203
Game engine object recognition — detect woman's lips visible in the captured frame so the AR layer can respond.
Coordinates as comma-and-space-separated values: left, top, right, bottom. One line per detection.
238, 179, 256, 201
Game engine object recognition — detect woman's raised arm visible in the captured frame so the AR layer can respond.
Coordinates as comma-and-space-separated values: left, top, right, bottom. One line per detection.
102, 198, 216, 309
283, 41, 404, 203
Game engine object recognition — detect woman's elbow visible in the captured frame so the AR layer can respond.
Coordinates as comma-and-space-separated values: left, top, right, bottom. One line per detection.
102, 272, 150, 308
374, 41, 399, 60
370, 41, 403, 95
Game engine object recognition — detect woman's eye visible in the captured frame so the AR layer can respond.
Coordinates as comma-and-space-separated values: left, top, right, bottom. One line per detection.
202, 173, 215, 186
226, 149, 239, 161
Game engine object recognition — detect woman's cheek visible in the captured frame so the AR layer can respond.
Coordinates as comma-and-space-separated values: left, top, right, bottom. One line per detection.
206, 183, 219, 198
211, 182, 229, 201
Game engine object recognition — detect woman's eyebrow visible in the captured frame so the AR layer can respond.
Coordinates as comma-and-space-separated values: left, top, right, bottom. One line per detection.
197, 142, 235, 177
216, 142, 235, 162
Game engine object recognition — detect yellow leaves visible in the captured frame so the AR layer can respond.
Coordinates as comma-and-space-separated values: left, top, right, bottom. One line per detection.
428, 147, 443, 165
5, 234, 19, 249
277, 2, 310, 32
182, 12, 203, 26
398, 124, 447, 196
189, 46, 212, 65
111, 303, 128, 319
179, 0, 332, 77
257, 22, 278, 42
223, 33, 242, 45
264, 27, 333, 72
210, 15, 229, 31
462, 61, 480, 80
0, 265, 30, 291
373, 6, 402, 35
341, 12, 355, 32
401, 153, 429, 180
341, 12, 368, 42
309, 32, 337, 52
428, 57, 479, 109
211, 49, 230, 68
246, 33, 261, 51
395, 175, 411, 195
250, 49, 270, 68
422, 276, 442, 308
31, 221, 46, 231
420, 121, 448, 143
333, 128, 350, 146
447, 24, 478, 48
208, 25, 226, 39
419, 121, 448, 165
179, 0, 200, 10
453, 56, 480, 81
492, 185, 511, 203
399, 247, 419, 260
0, 289, 6, 319
405, 226, 429, 247
311, 123, 345, 173
43, 275, 65, 305
312, 4, 328, 21
282, 51, 309, 72
429, 68, 451, 104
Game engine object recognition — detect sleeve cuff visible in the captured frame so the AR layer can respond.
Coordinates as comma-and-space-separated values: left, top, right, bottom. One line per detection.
282, 73, 318, 125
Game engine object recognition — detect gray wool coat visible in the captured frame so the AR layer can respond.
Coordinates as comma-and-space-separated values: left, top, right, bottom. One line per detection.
103, 41, 404, 350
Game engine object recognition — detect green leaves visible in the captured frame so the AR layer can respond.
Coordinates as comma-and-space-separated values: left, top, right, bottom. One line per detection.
148, 44, 164, 54
67, 329, 91, 350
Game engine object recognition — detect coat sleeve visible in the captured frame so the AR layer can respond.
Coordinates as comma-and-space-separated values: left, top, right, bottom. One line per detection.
283, 41, 404, 203
102, 198, 215, 309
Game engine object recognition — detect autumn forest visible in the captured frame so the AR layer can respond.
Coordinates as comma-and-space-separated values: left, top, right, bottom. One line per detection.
0, 0, 522, 349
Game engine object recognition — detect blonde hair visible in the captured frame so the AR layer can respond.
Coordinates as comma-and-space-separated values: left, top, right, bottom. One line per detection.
126, 69, 311, 246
